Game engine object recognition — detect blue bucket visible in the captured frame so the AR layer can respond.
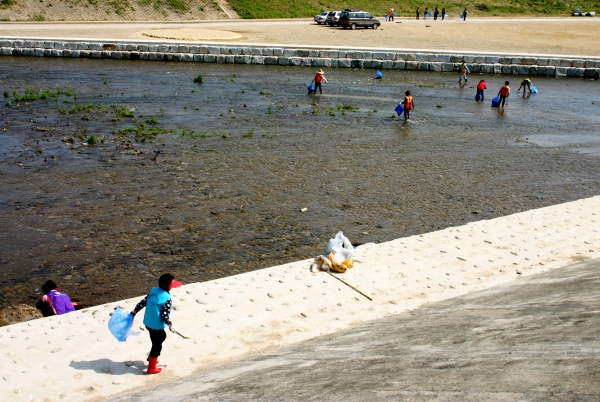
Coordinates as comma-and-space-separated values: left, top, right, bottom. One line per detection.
375, 71, 383, 79
491, 96, 500, 107
395, 103, 404, 116
531, 86, 538, 93
307, 82, 315, 93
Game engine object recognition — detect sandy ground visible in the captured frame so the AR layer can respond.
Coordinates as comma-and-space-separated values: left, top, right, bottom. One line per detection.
108, 258, 600, 401
1, 196, 599, 402
1, 18, 600, 56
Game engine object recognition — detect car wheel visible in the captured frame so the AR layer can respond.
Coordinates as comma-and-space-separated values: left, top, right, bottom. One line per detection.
351, 23, 356, 30
373, 23, 379, 29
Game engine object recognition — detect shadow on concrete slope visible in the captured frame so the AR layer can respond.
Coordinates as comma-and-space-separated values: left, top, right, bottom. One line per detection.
110, 259, 600, 401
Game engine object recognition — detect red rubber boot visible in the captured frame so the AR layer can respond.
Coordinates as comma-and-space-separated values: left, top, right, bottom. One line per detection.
147, 357, 162, 374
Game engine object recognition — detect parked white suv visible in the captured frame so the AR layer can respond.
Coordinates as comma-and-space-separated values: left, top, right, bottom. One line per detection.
326, 11, 342, 26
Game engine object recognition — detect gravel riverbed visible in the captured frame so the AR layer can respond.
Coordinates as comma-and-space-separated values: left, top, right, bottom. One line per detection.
1, 57, 599, 321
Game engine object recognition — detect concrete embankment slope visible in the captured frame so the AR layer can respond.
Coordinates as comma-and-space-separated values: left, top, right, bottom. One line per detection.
1, 37, 600, 77
1, 196, 600, 401
109, 258, 600, 402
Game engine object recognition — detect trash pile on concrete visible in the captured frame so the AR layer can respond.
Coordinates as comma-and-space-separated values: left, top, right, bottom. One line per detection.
314, 231, 354, 273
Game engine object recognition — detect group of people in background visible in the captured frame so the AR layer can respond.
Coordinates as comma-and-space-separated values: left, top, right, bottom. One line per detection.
415, 7, 467, 20
461, 64, 534, 107
309, 66, 535, 119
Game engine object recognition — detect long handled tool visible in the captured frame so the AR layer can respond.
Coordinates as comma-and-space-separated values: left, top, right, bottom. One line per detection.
324, 270, 372, 301
172, 330, 191, 339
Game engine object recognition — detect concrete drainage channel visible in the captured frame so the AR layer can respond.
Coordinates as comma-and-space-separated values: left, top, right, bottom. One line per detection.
1, 38, 600, 78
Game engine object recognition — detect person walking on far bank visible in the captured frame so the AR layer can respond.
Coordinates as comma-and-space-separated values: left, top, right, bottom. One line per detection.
131, 273, 183, 375
416, 7, 420, 20
518, 78, 533, 93
433, 7, 439, 20
312, 69, 328, 94
458, 61, 469, 83
498, 81, 511, 107
442, 8, 446, 20
424, 7, 429, 20
402, 91, 414, 121
462, 8, 468, 20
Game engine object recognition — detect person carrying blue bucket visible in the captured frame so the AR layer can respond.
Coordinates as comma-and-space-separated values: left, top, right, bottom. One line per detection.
130, 273, 183, 374
402, 91, 414, 121
311, 69, 328, 95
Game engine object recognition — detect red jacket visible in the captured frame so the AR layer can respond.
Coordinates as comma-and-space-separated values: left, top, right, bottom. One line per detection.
477, 81, 487, 90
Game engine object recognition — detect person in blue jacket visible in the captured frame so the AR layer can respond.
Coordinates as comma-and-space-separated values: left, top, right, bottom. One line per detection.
131, 273, 182, 374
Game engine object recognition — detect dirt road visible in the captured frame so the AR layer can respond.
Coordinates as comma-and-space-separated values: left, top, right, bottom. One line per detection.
1, 18, 600, 56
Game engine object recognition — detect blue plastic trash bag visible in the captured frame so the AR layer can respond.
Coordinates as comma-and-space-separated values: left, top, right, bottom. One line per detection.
491, 96, 500, 107
429, 11, 433, 16
395, 103, 404, 115
108, 308, 138, 342
444, 14, 448, 18
460, 14, 464, 19
531, 86, 538, 93
375, 71, 383, 79
307, 81, 315, 93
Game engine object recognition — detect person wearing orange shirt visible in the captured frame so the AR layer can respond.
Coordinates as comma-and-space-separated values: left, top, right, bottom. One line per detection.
498, 81, 510, 107
402, 90, 414, 121
312, 69, 328, 94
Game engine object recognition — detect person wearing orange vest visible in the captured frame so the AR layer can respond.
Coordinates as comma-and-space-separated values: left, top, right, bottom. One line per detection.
402, 90, 414, 121
388, 8, 394, 22
476, 79, 488, 101
498, 81, 511, 107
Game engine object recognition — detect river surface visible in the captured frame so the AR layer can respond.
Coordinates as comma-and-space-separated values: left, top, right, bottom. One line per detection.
1, 57, 599, 318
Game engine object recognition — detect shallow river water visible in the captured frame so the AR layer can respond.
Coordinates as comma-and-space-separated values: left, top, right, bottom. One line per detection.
1, 57, 599, 317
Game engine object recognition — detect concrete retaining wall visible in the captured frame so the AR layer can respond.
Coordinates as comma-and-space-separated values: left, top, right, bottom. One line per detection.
2, 38, 600, 78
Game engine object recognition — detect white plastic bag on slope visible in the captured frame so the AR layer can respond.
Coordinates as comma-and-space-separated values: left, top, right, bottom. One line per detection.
324, 231, 355, 264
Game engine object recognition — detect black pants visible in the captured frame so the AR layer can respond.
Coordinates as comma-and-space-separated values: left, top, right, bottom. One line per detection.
314, 82, 322, 94
476, 89, 484, 100
499, 95, 508, 107
147, 326, 166, 357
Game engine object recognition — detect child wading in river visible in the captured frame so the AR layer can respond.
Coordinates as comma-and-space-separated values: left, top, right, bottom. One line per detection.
498, 81, 511, 107
402, 91, 414, 121
458, 62, 469, 83
312, 69, 328, 94
476, 79, 487, 101
131, 273, 182, 374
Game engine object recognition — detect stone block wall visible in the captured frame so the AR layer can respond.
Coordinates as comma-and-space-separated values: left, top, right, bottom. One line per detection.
1, 38, 599, 78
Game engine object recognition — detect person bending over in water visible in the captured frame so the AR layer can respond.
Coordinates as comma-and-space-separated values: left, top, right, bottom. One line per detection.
518, 78, 532, 93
